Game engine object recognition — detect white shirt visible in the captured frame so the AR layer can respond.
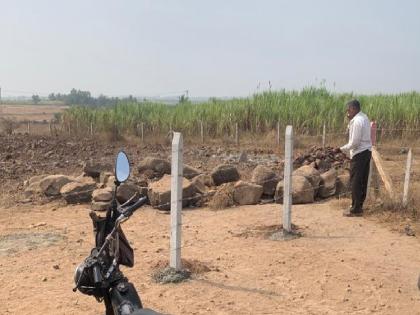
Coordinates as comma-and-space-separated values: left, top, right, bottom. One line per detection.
340, 111, 372, 159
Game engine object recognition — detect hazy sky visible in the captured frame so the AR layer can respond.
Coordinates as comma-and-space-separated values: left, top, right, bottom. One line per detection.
1, 0, 419, 97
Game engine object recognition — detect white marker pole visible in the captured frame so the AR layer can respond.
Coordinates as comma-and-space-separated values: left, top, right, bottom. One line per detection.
283, 125, 293, 233
170, 132, 183, 270
403, 149, 412, 207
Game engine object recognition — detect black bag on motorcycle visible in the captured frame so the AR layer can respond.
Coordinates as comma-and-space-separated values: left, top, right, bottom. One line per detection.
116, 227, 134, 267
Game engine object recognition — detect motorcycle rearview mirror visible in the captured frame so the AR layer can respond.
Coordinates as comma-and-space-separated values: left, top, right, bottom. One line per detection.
115, 151, 130, 183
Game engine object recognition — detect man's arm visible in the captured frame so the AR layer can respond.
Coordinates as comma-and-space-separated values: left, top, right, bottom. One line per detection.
340, 119, 363, 152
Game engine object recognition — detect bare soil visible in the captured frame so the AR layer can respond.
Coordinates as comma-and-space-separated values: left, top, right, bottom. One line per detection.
0, 130, 420, 314
2, 201, 420, 314
0, 104, 67, 122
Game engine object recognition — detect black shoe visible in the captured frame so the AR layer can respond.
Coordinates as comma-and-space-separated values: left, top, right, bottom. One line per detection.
343, 211, 363, 217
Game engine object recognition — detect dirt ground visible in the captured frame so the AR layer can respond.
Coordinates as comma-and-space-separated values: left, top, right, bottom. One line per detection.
0, 126, 419, 314
0, 104, 67, 122
2, 200, 420, 314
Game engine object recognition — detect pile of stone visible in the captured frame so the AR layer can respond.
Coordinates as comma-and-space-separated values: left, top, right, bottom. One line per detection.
294, 146, 349, 172
23, 150, 351, 211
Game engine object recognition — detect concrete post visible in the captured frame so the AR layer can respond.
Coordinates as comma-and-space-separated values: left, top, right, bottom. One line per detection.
403, 149, 412, 207
322, 123, 326, 148
170, 132, 183, 270
235, 123, 239, 146
276, 121, 280, 145
200, 121, 204, 144
283, 125, 293, 233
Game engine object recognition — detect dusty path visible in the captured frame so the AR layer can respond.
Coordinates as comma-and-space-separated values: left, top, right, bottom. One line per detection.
1, 200, 420, 314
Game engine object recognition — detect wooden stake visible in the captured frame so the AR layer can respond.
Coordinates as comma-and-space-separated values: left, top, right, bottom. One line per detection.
371, 147, 396, 200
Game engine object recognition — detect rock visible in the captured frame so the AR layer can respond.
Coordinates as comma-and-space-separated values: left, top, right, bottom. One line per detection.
39, 175, 75, 196
192, 174, 214, 187
275, 175, 314, 204
293, 165, 321, 191
25, 175, 46, 187
100, 172, 113, 185
191, 176, 208, 195
138, 157, 171, 175
233, 181, 263, 205
336, 172, 351, 196
211, 164, 240, 186
208, 182, 235, 210
105, 176, 116, 188
24, 175, 46, 197
251, 165, 280, 196
91, 201, 111, 211
183, 164, 201, 179
239, 151, 248, 163
116, 182, 140, 204
60, 180, 96, 204
83, 162, 112, 179
147, 175, 196, 210
318, 168, 337, 198
92, 187, 113, 202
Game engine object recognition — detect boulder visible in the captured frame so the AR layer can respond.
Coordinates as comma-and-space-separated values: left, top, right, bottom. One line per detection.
39, 175, 75, 196
92, 187, 113, 202
251, 165, 280, 196
208, 182, 235, 210
211, 164, 240, 186
183, 164, 201, 179
147, 175, 196, 211
105, 175, 116, 188
24, 175, 46, 188
192, 174, 214, 187
91, 201, 111, 211
24, 175, 46, 197
60, 179, 96, 204
318, 168, 337, 198
138, 157, 171, 175
275, 175, 314, 204
336, 172, 351, 196
233, 181, 263, 205
191, 176, 208, 195
117, 182, 140, 204
293, 165, 321, 191
100, 172, 113, 185
238, 151, 248, 163
83, 162, 112, 179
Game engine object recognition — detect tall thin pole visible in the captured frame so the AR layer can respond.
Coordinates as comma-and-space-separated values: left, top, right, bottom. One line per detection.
283, 125, 293, 233
403, 149, 413, 207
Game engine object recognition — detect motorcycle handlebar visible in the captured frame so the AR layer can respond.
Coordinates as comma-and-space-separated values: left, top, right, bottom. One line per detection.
122, 196, 148, 217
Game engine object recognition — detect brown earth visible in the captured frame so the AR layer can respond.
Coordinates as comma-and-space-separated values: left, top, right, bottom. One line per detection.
0, 104, 67, 122
0, 132, 420, 314
2, 200, 420, 314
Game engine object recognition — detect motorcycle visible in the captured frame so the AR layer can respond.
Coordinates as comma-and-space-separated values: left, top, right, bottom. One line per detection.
73, 151, 162, 315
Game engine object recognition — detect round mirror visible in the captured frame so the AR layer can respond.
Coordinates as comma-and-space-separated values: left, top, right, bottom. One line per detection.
115, 151, 130, 183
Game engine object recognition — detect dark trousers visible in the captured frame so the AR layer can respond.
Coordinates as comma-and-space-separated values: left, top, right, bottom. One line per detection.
350, 149, 372, 213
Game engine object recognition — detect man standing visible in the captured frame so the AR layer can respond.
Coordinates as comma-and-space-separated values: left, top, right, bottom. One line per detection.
339, 99, 372, 217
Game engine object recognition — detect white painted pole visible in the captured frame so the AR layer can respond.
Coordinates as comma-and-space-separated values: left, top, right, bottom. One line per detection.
322, 123, 326, 148
170, 132, 183, 270
141, 122, 144, 142
90, 122, 93, 136
235, 122, 239, 146
283, 125, 293, 233
27, 122, 30, 134
403, 149, 413, 207
276, 121, 280, 145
